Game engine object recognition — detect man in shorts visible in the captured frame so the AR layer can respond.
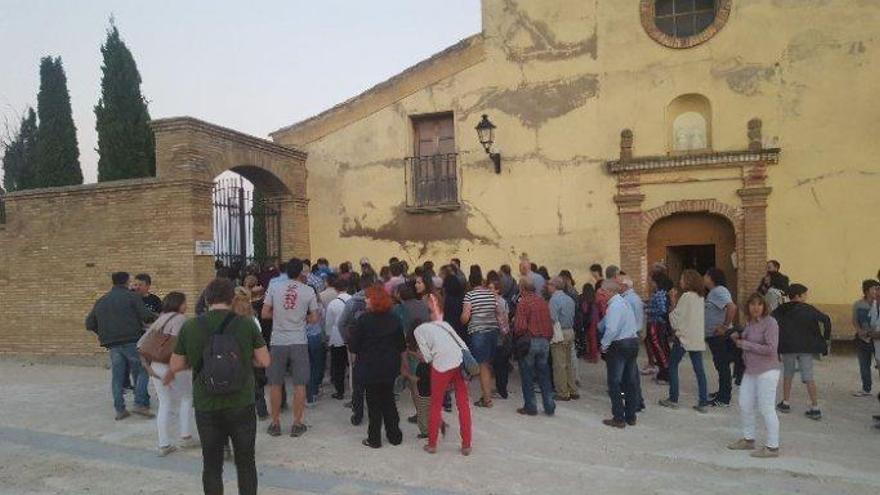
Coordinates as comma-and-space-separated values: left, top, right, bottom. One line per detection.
262, 258, 319, 437
772, 283, 832, 420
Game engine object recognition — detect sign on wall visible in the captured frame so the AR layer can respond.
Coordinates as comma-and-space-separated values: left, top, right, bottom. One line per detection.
195, 240, 215, 256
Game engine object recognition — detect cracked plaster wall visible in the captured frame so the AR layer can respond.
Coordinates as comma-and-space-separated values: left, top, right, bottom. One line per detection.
275, 0, 879, 307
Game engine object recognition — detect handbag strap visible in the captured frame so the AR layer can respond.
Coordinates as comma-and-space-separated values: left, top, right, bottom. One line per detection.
150, 314, 173, 337
433, 322, 466, 351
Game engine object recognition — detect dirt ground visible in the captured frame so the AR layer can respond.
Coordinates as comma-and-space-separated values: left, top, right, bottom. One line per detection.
0, 353, 878, 495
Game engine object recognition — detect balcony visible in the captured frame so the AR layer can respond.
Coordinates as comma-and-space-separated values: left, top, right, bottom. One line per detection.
404, 153, 460, 213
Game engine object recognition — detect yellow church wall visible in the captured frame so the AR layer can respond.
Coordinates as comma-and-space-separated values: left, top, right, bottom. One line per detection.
275, 0, 880, 331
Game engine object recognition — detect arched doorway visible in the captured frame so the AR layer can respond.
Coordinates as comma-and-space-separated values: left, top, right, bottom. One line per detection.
647, 212, 737, 299
151, 117, 311, 286
212, 171, 283, 278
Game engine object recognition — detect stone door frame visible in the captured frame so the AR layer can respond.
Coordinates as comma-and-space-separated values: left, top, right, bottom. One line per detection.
607, 121, 779, 303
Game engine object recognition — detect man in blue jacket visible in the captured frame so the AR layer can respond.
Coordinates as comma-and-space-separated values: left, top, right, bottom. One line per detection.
86, 272, 156, 420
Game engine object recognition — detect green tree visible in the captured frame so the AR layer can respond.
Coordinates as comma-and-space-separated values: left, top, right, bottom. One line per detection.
95, 20, 155, 181
2, 107, 38, 192
34, 56, 82, 187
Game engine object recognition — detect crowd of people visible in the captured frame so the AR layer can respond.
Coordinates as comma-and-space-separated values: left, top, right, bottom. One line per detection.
84, 256, 880, 494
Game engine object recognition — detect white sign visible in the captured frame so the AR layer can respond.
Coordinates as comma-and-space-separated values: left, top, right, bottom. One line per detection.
195, 240, 215, 256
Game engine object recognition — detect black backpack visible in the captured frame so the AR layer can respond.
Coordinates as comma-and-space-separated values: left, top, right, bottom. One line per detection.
196, 313, 244, 395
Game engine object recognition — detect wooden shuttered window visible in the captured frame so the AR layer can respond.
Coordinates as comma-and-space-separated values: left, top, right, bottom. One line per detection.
407, 113, 458, 209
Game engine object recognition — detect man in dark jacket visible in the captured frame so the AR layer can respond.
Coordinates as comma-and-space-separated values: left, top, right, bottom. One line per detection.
772, 283, 831, 420
337, 272, 375, 425
86, 272, 157, 420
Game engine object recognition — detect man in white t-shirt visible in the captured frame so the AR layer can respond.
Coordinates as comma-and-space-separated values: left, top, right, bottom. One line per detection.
324, 276, 352, 400
261, 258, 318, 438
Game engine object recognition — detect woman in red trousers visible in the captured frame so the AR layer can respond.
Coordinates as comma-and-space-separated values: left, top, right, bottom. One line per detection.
413, 317, 472, 455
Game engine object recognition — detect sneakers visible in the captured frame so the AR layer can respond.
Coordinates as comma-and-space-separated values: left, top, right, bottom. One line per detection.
658, 399, 679, 409
157, 445, 178, 457
727, 438, 756, 450
805, 408, 822, 421
693, 405, 709, 414
852, 390, 872, 398
114, 410, 131, 421
776, 401, 791, 413
132, 405, 155, 418
290, 423, 308, 437
267, 423, 282, 437
516, 407, 538, 416
750, 447, 780, 458
708, 399, 731, 408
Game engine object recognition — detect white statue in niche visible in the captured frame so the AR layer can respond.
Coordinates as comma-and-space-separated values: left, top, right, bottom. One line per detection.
673, 111, 708, 151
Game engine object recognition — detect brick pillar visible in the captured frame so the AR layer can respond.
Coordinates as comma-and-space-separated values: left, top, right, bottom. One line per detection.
275, 197, 310, 260
615, 191, 647, 295
737, 186, 771, 303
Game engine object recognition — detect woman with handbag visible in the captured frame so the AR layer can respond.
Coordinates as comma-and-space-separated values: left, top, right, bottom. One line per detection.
137, 292, 195, 457
658, 270, 710, 413
414, 315, 474, 456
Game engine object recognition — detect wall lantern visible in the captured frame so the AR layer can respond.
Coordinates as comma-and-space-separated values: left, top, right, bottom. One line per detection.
475, 114, 502, 174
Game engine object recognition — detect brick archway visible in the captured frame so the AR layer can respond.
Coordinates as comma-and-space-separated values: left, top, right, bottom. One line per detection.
643, 200, 746, 301
150, 116, 312, 282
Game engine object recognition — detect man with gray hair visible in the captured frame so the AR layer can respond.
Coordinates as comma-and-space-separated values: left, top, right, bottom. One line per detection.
620, 275, 646, 411
548, 277, 578, 400
513, 276, 556, 416
598, 279, 641, 428
519, 260, 545, 298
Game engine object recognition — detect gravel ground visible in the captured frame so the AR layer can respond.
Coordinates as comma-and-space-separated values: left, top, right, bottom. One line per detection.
0, 353, 878, 495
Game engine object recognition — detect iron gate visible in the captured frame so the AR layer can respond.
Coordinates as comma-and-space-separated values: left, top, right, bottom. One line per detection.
212, 177, 281, 277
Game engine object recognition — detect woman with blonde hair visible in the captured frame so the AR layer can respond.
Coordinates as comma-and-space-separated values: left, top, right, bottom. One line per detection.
659, 269, 710, 413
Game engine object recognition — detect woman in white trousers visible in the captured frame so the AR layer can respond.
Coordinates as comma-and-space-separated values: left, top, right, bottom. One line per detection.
728, 293, 781, 458
138, 292, 196, 456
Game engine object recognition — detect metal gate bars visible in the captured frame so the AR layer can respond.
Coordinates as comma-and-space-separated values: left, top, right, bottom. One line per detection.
212, 176, 281, 278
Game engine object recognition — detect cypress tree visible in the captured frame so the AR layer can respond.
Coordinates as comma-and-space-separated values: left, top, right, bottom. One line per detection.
95, 21, 155, 181
34, 57, 83, 187
2, 107, 38, 192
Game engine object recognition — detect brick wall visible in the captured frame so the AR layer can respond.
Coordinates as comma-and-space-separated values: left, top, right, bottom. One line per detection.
0, 178, 213, 356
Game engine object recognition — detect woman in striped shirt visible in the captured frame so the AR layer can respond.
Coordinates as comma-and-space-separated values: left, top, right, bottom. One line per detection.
461, 266, 501, 408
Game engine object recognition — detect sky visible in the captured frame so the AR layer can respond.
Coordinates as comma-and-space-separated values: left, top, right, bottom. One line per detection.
0, 0, 482, 183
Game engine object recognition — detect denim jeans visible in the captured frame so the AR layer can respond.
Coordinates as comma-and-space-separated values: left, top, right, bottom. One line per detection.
707, 336, 733, 404
518, 337, 555, 414
667, 343, 709, 405
195, 404, 257, 495
605, 337, 640, 422
306, 333, 326, 402
856, 343, 874, 393
109, 342, 149, 412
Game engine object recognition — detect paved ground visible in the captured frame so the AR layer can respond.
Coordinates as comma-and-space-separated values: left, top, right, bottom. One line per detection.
0, 354, 878, 495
